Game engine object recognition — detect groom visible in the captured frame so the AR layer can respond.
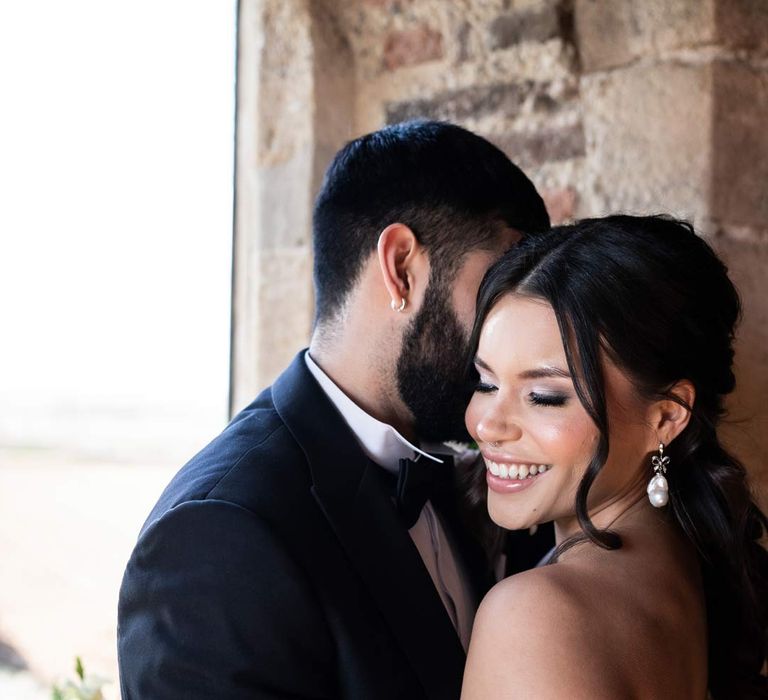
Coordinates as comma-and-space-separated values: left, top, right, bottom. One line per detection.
118, 120, 553, 699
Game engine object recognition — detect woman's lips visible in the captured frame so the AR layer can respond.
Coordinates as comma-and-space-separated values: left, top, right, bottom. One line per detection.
481, 452, 551, 475
483, 456, 552, 494
480, 449, 545, 465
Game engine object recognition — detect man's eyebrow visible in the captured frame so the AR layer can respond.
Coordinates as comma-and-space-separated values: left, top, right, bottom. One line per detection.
518, 366, 571, 380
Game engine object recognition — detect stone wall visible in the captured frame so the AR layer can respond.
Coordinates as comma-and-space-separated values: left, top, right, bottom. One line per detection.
335, 0, 584, 225
232, 0, 768, 498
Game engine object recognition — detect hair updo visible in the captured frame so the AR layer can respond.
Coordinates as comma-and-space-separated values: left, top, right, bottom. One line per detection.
465, 215, 768, 698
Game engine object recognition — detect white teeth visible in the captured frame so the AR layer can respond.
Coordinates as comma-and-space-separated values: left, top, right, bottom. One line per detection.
487, 461, 551, 480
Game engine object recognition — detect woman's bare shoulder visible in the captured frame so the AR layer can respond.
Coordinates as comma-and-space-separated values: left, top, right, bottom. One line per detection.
470, 563, 597, 651
461, 563, 622, 699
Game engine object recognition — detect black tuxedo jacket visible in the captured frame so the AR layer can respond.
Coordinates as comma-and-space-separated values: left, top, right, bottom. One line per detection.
118, 351, 553, 699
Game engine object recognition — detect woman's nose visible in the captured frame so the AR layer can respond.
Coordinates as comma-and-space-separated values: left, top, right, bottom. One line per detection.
475, 409, 523, 446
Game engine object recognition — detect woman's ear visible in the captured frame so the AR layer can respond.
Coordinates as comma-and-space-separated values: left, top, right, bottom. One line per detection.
649, 379, 696, 447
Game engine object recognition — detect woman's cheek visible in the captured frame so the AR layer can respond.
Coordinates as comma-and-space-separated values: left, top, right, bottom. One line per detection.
530, 411, 597, 471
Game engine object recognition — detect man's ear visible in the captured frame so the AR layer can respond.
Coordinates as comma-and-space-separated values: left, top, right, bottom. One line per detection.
376, 223, 425, 312
648, 379, 696, 447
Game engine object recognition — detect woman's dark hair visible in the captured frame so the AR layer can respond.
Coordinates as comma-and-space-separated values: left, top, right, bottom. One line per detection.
312, 120, 549, 327
464, 215, 768, 697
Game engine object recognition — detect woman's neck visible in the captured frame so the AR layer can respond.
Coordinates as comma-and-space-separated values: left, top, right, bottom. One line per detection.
553, 491, 655, 546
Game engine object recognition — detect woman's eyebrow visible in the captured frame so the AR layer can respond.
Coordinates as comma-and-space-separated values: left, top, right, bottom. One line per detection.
518, 366, 571, 379
474, 356, 493, 373
474, 357, 570, 380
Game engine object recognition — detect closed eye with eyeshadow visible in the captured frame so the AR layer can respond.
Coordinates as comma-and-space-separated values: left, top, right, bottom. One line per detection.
528, 392, 569, 407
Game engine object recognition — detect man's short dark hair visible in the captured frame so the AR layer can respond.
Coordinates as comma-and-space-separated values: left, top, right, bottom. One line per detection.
311, 120, 550, 326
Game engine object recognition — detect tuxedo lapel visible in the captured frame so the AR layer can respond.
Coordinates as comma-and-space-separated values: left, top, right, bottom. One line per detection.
272, 352, 466, 700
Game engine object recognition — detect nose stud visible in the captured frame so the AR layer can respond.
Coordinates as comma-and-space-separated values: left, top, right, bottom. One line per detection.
477, 422, 500, 448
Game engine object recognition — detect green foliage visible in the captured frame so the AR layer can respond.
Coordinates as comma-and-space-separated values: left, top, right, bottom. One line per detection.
51, 657, 109, 700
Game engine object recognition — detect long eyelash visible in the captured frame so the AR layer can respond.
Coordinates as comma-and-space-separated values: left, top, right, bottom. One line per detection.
474, 382, 497, 394
529, 392, 568, 407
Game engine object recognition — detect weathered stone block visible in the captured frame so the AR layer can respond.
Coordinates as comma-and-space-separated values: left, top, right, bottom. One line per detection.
574, 0, 636, 71
580, 61, 713, 222
541, 186, 578, 224
456, 20, 472, 63
575, 0, 716, 72
257, 246, 314, 381
716, 0, 768, 52
491, 123, 586, 168
386, 82, 527, 123
488, 4, 562, 50
532, 82, 579, 113
361, 0, 415, 9
233, 0, 353, 405
309, 0, 355, 193
382, 23, 444, 70
255, 0, 315, 166
257, 149, 315, 249
385, 80, 578, 124
711, 61, 768, 229
713, 236, 768, 501
641, 0, 717, 52
230, 246, 314, 413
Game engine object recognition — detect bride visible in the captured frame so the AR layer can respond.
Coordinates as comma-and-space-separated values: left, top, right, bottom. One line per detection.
460, 215, 768, 699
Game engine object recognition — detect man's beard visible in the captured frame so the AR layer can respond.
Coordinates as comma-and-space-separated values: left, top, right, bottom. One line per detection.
395, 277, 474, 443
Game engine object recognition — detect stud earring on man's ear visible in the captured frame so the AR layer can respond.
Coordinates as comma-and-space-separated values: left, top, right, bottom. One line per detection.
390, 298, 406, 312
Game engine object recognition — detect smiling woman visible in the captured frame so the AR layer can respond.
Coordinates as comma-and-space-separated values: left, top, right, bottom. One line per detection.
467, 294, 692, 535
460, 215, 768, 699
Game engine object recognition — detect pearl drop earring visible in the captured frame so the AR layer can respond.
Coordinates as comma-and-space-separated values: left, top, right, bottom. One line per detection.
647, 442, 670, 508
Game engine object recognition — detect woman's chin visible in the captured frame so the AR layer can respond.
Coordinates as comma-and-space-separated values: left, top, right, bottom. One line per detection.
487, 499, 541, 532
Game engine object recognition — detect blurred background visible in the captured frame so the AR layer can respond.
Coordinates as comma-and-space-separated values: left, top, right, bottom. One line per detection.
0, 1, 235, 697
2, 0, 767, 698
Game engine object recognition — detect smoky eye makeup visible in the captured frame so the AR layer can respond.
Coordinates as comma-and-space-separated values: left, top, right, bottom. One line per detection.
474, 380, 498, 394
472, 359, 498, 394
527, 391, 570, 407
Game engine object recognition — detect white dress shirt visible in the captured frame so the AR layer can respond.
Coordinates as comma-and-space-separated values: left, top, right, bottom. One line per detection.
304, 351, 477, 650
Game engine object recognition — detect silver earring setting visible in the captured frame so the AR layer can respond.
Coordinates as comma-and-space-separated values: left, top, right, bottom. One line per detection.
647, 442, 670, 508
390, 298, 406, 312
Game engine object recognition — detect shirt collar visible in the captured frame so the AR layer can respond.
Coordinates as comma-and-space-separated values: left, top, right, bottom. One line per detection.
304, 351, 443, 474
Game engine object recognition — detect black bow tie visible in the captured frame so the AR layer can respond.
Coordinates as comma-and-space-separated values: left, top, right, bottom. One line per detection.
390, 454, 455, 529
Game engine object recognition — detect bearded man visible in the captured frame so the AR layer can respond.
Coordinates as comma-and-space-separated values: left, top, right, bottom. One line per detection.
118, 120, 553, 700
